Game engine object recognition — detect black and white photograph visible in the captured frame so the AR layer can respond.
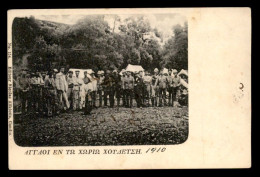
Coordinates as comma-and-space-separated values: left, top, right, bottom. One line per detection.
12, 13, 188, 146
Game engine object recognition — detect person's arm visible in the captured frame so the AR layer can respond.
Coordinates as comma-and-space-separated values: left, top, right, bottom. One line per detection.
177, 77, 181, 87
155, 77, 158, 86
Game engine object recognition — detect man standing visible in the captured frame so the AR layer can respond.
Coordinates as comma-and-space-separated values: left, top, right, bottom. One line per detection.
83, 71, 92, 115
120, 69, 126, 107
134, 71, 144, 108
45, 71, 59, 116
103, 70, 116, 108
124, 71, 134, 108
66, 71, 75, 109
113, 70, 121, 107
89, 70, 98, 108
151, 68, 159, 107
55, 67, 70, 111
166, 69, 174, 106
143, 71, 152, 107
73, 70, 83, 110
158, 69, 167, 107
172, 69, 181, 106
97, 70, 105, 107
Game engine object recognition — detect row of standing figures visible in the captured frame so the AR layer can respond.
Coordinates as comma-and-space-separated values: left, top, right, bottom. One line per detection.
13, 68, 188, 117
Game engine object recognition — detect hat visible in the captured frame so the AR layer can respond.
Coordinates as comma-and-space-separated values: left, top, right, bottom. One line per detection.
172, 69, 178, 73
154, 68, 159, 72
84, 71, 88, 74
113, 70, 118, 73
53, 69, 58, 73
75, 70, 80, 73
100, 70, 104, 74
68, 71, 73, 74
97, 71, 101, 75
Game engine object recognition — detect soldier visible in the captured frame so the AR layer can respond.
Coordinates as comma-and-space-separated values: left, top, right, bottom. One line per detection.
97, 70, 105, 107
134, 71, 144, 108
124, 71, 134, 108
66, 71, 75, 109
166, 69, 174, 106
158, 69, 167, 107
113, 70, 122, 107
55, 67, 70, 111
44, 71, 59, 116
34, 72, 45, 114
73, 70, 83, 110
89, 70, 98, 108
151, 68, 159, 107
120, 69, 126, 107
103, 70, 116, 108
18, 69, 30, 114
172, 69, 181, 106
143, 70, 152, 107
83, 71, 92, 115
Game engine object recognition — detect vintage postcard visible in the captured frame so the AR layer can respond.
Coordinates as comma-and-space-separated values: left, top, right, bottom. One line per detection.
7, 8, 251, 169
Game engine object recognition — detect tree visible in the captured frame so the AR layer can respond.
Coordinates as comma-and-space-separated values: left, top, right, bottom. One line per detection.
161, 23, 188, 71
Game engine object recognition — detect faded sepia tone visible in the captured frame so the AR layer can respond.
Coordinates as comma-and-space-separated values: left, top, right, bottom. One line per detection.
8, 8, 251, 169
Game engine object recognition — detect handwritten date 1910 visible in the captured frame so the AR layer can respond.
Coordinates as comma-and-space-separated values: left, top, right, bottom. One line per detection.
146, 147, 166, 153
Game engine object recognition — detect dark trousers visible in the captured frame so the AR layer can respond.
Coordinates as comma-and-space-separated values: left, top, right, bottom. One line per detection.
104, 89, 115, 107
115, 87, 121, 106
84, 93, 92, 114
168, 87, 173, 106
91, 91, 96, 107
46, 89, 59, 116
172, 87, 179, 102
122, 89, 126, 106
159, 88, 167, 106
135, 88, 143, 108
125, 89, 133, 107
98, 90, 102, 107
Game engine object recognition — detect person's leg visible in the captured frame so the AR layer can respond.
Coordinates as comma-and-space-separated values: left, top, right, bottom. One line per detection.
116, 88, 120, 107
122, 89, 126, 107
98, 90, 102, 107
163, 88, 166, 106
92, 91, 96, 107
73, 90, 77, 110
159, 88, 162, 106
130, 89, 133, 108
109, 89, 115, 108
62, 91, 70, 109
168, 88, 172, 106
172, 87, 177, 106
104, 90, 108, 106
84, 93, 90, 114
125, 89, 129, 107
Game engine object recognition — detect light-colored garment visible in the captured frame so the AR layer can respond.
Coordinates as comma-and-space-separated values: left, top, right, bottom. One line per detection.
90, 76, 98, 91
172, 76, 181, 87
124, 75, 135, 90
143, 75, 152, 85
157, 75, 167, 89
55, 72, 68, 92
73, 76, 83, 91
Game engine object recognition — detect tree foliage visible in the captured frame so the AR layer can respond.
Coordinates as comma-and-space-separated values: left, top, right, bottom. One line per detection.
12, 16, 188, 73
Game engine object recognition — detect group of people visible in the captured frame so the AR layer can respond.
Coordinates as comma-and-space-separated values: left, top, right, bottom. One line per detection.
13, 67, 188, 117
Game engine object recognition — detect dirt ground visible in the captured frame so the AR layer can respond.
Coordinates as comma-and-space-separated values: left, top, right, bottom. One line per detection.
14, 106, 188, 146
